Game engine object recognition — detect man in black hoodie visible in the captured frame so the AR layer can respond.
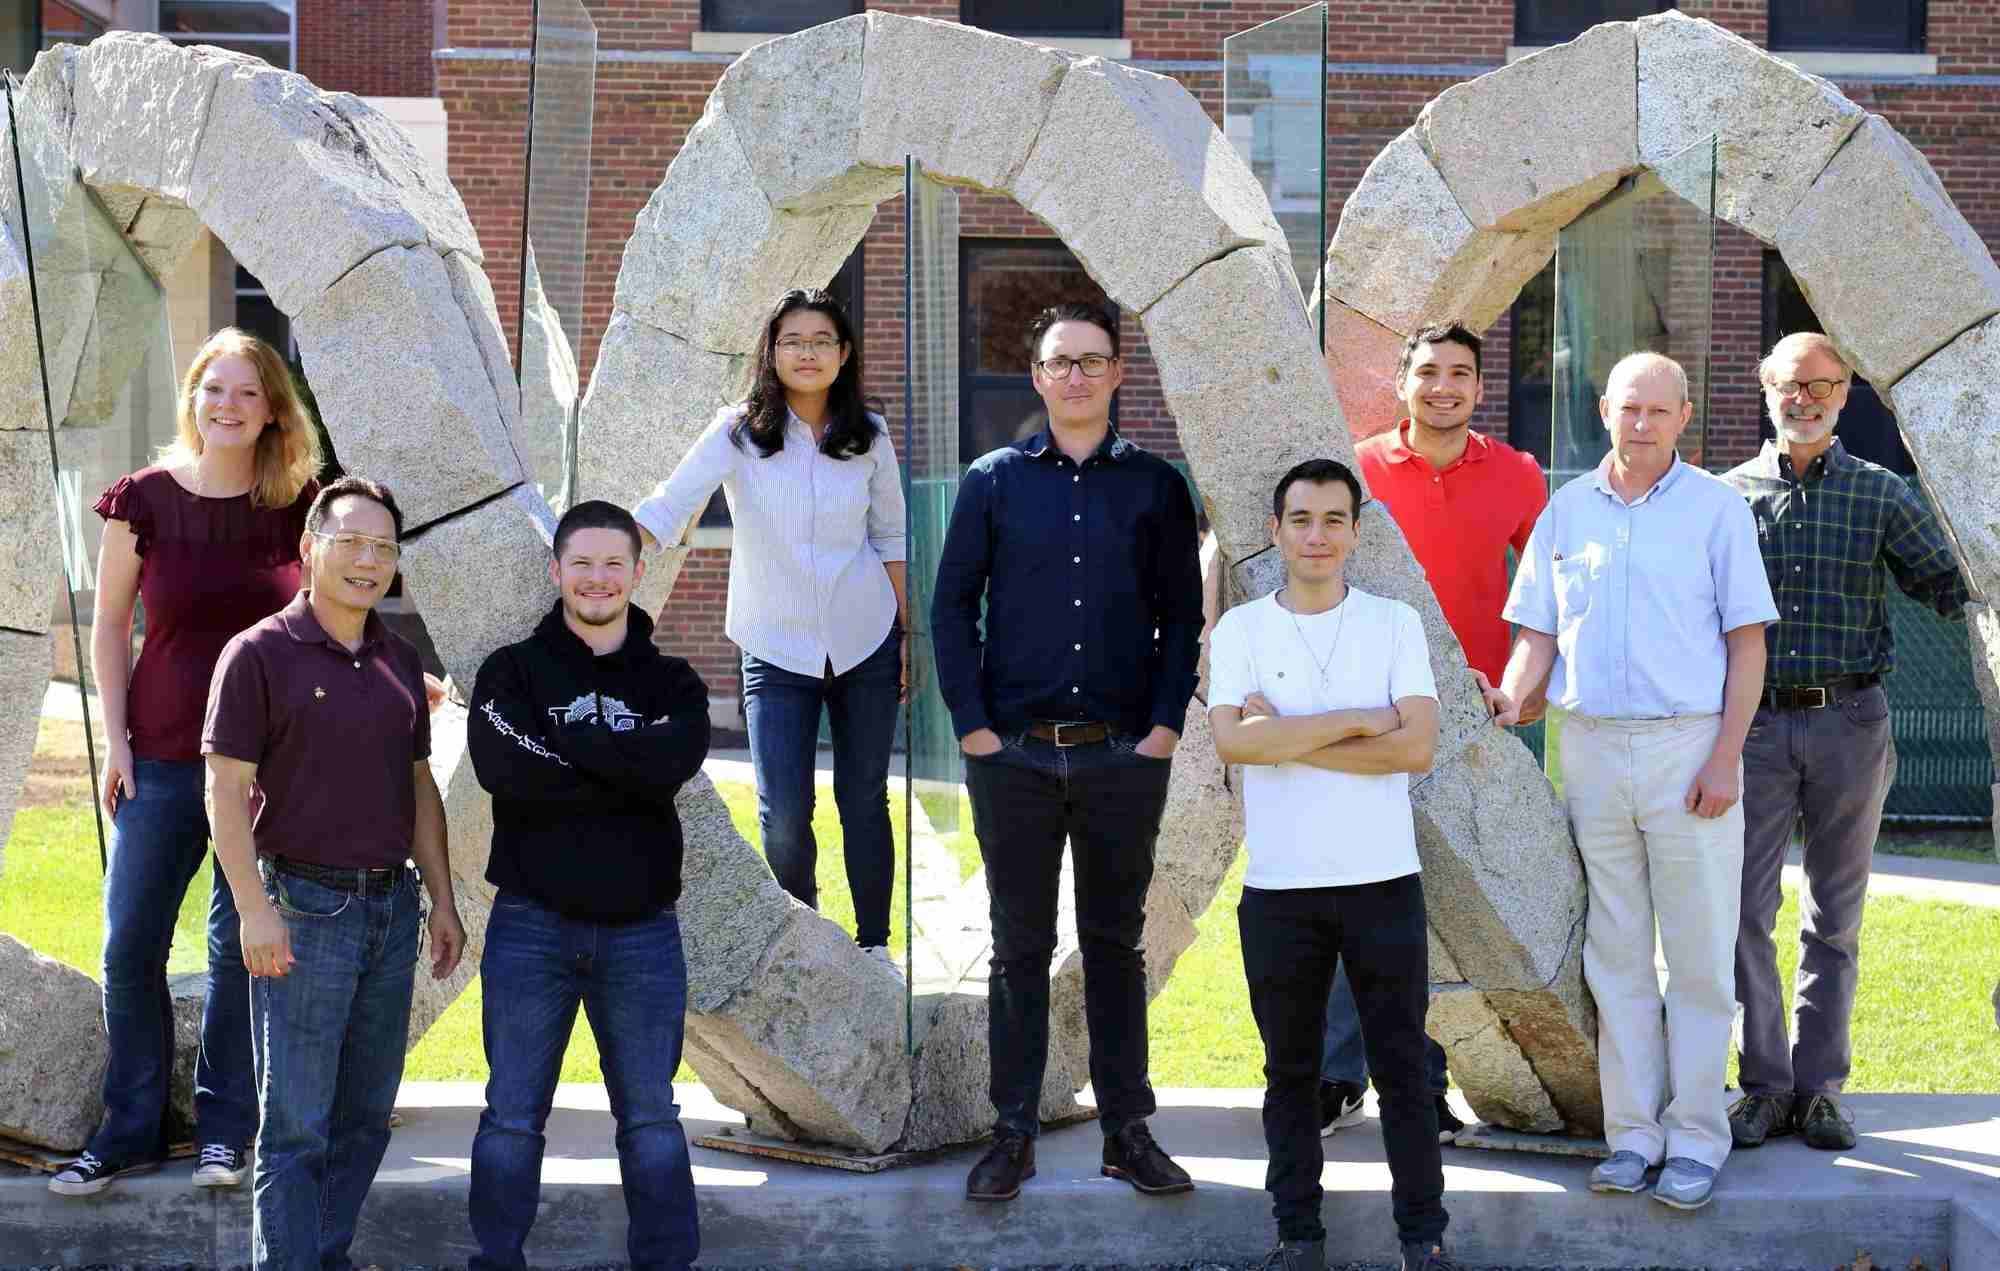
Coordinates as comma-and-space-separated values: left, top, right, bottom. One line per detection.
465, 500, 709, 1271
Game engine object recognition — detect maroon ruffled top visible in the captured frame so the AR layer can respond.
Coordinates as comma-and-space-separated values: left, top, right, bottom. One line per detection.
93, 467, 316, 761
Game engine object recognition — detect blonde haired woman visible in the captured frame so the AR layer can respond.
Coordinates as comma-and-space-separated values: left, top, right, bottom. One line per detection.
50, 329, 321, 1197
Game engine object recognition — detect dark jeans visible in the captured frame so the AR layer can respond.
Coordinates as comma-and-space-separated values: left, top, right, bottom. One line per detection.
91, 757, 255, 1162
1239, 874, 1446, 1247
741, 630, 900, 948
249, 862, 420, 1271
1322, 959, 1449, 1094
469, 895, 698, 1271
963, 732, 1172, 1139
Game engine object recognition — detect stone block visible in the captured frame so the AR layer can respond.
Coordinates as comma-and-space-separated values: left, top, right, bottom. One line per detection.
69, 33, 253, 207
1782, 117, 2000, 388
406, 703, 492, 1045
1963, 606, 2000, 812
1323, 129, 1556, 338
1151, 697, 1243, 923
611, 99, 875, 354
188, 60, 480, 316
0, 935, 107, 1151
1322, 298, 1407, 444
294, 247, 522, 532
0, 630, 52, 862
441, 251, 528, 483
856, 13, 1070, 193
0, 429, 60, 633
517, 243, 578, 503
398, 485, 557, 695
1636, 10, 1864, 244
574, 310, 749, 514
674, 774, 797, 1014
1142, 245, 1348, 562
123, 199, 205, 283
1012, 57, 1284, 314
900, 991, 997, 1151
1427, 987, 1563, 1133
1887, 315, 2000, 600
716, 16, 901, 212
1419, 23, 1637, 233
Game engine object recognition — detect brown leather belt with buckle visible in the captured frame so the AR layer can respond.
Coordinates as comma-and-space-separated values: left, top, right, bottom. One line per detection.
1761, 673, 1879, 712
1026, 721, 1110, 747
272, 856, 400, 895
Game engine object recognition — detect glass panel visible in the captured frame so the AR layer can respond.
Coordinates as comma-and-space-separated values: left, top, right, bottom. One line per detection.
903, 157, 960, 1037
160, 1, 294, 37
962, 0, 1121, 38
1515, 0, 1671, 46
960, 240, 1110, 463
1224, 3, 1325, 346
703, 0, 861, 35
519, 0, 595, 507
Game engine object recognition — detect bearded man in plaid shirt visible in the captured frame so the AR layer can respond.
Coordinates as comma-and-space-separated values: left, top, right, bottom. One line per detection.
1721, 332, 1970, 1153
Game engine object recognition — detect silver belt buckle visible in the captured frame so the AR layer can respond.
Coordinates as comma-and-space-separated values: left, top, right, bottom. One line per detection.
1052, 722, 1080, 748
1803, 685, 1829, 709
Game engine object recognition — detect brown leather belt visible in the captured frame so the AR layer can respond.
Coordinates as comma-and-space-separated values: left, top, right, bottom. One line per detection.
1761, 673, 1879, 712
272, 856, 401, 895
1025, 721, 1111, 747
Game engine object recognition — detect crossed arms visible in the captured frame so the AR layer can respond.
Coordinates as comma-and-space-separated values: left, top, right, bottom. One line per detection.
1210, 694, 1438, 775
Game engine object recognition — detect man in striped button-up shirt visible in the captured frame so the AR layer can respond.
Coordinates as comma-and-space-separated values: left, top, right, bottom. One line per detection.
1721, 332, 1969, 1155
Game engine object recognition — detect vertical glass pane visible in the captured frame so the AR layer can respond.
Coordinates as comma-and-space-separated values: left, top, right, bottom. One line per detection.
520, 0, 595, 507
904, 158, 960, 1038
1223, 4, 1325, 345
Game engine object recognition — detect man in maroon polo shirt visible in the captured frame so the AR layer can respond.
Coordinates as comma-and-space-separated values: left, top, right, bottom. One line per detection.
203, 475, 464, 1271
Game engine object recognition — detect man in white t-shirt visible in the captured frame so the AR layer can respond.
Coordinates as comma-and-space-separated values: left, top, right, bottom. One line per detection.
1209, 459, 1455, 1271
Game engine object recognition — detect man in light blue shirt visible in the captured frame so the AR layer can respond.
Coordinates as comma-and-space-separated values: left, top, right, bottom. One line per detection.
1498, 352, 1776, 1212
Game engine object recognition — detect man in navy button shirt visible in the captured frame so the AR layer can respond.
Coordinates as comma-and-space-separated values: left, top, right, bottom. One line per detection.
933, 301, 1202, 1203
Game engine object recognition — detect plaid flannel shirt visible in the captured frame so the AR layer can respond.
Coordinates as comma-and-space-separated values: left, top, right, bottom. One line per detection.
1722, 439, 1969, 688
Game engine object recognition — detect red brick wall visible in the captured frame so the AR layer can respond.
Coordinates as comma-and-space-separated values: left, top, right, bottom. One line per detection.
298, 0, 436, 96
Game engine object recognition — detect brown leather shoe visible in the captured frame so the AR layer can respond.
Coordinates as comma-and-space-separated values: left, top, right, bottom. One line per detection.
966, 1129, 1035, 1201
1101, 1121, 1193, 1195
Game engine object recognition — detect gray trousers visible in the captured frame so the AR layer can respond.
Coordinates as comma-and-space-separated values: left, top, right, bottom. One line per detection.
1735, 682, 1894, 1098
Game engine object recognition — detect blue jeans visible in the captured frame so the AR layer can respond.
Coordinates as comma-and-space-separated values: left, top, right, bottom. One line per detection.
249, 862, 419, 1271
469, 895, 698, 1271
1322, 958, 1449, 1094
91, 757, 255, 1162
741, 629, 900, 948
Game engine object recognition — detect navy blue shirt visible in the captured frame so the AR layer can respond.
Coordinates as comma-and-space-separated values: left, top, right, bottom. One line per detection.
932, 427, 1202, 739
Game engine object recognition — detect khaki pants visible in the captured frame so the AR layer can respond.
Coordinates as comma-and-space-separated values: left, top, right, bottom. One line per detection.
1564, 712, 1743, 1169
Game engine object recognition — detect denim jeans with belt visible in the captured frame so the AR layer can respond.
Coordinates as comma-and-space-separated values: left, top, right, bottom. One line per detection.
249, 861, 419, 1271
741, 629, 901, 948
469, 894, 698, 1271
962, 730, 1172, 1139
91, 757, 255, 1162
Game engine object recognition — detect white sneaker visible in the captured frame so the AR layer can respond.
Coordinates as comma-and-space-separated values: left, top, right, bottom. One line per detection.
191, 1143, 248, 1188
48, 1150, 160, 1196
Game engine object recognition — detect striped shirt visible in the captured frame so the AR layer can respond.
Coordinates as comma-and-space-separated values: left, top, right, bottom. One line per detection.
1722, 439, 1968, 687
633, 405, 906, 677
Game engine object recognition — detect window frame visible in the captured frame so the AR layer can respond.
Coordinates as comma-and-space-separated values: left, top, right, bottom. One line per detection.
961, 0, 1123, 40
699, 0, 863, 35
1514, 1, 1672, 48
1767, 1, 1926, 55
160, 1, 295, 71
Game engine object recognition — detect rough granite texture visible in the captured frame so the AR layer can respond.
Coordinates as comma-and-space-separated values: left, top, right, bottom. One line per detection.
1887, 315, 2000, 613
0, 935, 108, 1151
0, 429, 60, 633
397, 485, 558, 694
0, 630, 53, 865
574, 310, 749, 515
715, 17, 901, 212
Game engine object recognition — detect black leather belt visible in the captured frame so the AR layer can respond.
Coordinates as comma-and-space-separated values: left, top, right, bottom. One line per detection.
1026, 721, 1110, 747
272, 856, 400, 895
1761, 673, 1879, 712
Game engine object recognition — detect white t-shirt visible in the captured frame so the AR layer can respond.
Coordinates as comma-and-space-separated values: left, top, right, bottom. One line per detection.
1207, 586, 1436, 890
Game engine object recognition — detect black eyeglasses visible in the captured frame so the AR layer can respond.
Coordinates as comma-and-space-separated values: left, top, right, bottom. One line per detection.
1766, 378, 1847, 400
1033, 354, 1117, 379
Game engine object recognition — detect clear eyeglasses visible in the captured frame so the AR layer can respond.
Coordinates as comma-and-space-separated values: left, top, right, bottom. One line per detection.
776, 336, 842, 357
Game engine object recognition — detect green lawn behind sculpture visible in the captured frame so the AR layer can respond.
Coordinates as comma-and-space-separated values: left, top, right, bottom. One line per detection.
5, 787, 1996, 1094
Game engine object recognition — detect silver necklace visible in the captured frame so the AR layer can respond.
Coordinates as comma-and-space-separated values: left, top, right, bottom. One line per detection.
1281, 587, 1349, 689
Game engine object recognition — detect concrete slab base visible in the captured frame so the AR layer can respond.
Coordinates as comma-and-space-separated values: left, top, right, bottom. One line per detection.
0, 1084, 1994, 1269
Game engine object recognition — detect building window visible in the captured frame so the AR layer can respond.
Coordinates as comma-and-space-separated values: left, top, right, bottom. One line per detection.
1762, 252, 1911, 473
161, 1, 293, 70
1768, 1, 1925, 54
1507, 262, 1556, 468
1515, 1, 1671, 47
959, 239, 1114, 466
963, 0, 1121, 39
235, 264, 292, 362
702, 0, 862, 35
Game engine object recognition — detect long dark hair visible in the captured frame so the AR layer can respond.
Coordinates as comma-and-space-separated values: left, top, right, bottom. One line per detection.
731, 288, 879, 460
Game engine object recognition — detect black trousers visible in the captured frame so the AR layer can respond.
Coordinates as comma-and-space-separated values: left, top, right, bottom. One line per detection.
1238, 873, 1447, 1246
963, 735, 1173, 1138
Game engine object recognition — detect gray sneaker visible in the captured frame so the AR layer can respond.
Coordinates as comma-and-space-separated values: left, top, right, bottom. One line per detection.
1652, 1156, 1718, 1210
1587, 1149, 1651, 1193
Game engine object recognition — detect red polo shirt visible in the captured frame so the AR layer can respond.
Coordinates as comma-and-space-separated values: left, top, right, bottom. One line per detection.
1354, 422, 1547, 682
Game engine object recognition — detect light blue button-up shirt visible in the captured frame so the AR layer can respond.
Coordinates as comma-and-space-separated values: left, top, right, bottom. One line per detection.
1503, 455, 1777, 719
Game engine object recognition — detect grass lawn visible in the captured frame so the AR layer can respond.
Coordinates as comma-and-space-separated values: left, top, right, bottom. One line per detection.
6, 779, 1996, 1094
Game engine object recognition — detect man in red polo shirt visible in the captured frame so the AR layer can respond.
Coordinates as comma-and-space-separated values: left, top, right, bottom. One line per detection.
1312, 322, 1547, 1142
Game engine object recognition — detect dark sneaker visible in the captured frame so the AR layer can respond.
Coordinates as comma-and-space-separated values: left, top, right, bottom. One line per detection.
1401, 1239, 1462, 1270
1318, 1079, 1365, 1136
1433, 1094, 1465, 1143
47, 1151, 161, 1197
1795, 1093, 1857, 1151
1727, 1092, 1793, 1148
1101, 1121, 1194, 1195
965, 1129, 1035, 1202
1261, 1237, 1327, 1270
191, 1143, 248, 1188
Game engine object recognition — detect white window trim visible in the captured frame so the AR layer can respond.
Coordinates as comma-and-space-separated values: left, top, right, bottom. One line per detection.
692, 28, 1131, 59
1506, 44, 1935, 76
